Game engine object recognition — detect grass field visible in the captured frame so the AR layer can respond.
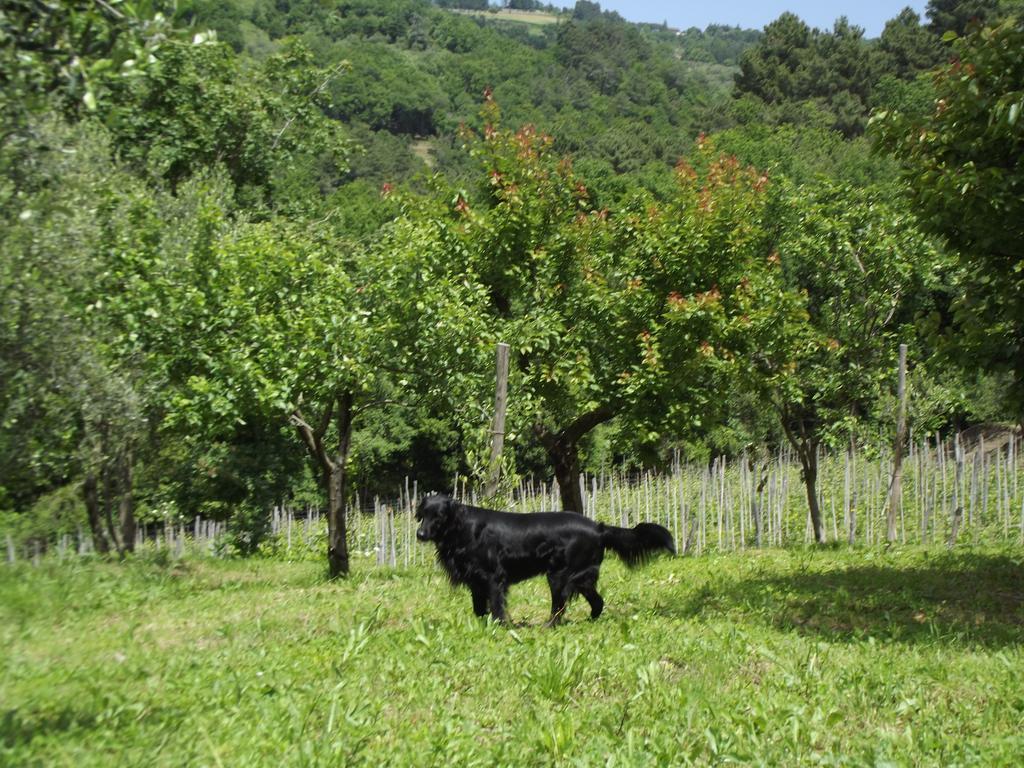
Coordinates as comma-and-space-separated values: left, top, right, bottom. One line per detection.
3, 546, 1023, 766
450, 8, 562, 26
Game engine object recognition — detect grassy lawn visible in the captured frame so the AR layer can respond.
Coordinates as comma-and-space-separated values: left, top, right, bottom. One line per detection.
2, 546, 1023, 765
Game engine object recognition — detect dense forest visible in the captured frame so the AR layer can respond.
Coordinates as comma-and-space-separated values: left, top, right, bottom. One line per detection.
2, 0, 1022, 575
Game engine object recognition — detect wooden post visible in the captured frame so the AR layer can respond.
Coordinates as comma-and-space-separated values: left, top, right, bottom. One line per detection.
484, 342, 510, 499
950, 434, 958, 540
887, 343, 908, 542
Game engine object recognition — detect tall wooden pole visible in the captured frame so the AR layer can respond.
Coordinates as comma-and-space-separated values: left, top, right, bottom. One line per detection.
484, 342, 510, 498
888, 343, 908, 542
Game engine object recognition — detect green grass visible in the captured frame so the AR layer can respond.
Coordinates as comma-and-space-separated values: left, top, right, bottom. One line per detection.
3, 547, 1023, 765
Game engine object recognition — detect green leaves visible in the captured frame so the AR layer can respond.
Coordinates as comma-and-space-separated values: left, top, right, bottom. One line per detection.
0, 0, 180, 126
744, 180, 942, 452
871, 16, 1024, 413
99, 38, 350, 214
390, 109, 798, 472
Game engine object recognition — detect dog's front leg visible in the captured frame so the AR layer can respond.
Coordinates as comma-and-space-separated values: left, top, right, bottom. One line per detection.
545, 571, 570, 627
471, 586, 488, 617
488, 580, 508, 624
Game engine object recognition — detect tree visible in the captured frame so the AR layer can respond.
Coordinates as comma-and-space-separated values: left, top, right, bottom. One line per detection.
104, 39, 350, 212
879, 8, 944, 79
146, 188, 488, 575
871, 17, 1024, 418
322, 39, 446, 134
0, 0, 183, 133
0, 119, 201, 554
147, 216, 364, 576
747, 182, 942, 542
734, 11, 945, 136
734, 13, 815, 105
400, 102, 786, 511
555, 16, 652, 96
572, 1, 604, 22
926, 0, 999, 34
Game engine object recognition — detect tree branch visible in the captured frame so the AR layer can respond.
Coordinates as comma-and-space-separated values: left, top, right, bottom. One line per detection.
291, 408, 334, 474
314, 397, 334, 440
352, 398, 401, 419
558, 404, 618, 446
334, 391, 354, 465
270, 60, 350, 151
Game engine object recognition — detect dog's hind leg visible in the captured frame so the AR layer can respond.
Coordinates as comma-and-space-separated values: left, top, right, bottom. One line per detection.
573, 567, 604, 620
471, 586, 488, 617
580, 585, 604, 620
545, 571, 571, 627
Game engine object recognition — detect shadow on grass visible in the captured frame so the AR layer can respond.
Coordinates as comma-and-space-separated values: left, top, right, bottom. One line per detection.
1, 705, 98, 748
665, 550, 1024, 647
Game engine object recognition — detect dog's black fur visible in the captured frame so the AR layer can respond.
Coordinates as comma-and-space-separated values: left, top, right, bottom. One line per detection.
415, 493, 675, 625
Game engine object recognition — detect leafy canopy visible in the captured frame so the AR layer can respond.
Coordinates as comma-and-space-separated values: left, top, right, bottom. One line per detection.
871, 17, 1024, 412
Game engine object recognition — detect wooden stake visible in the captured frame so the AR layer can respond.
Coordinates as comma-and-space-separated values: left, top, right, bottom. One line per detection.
887, 343, 907, 542
484, 343, 511, 498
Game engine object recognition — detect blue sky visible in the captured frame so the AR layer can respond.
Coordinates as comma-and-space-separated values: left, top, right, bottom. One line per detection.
593, 1, 931, 38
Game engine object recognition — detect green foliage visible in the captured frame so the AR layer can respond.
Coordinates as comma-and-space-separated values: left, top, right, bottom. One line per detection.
555, 17, 652, 95
734, 179, 945, 540
871, 17, 1024, 414
225, 501, 272, 555
177, 0, 750, 196
388, 102, 792, 500
0, 119, 157, 507
0, 115, 317, 540
104, 39, 350, 211
0, 0, 184, 129
673, 25, 763, 67
0, 486, 84, 549
879, 8, 945, 79
871, 72, 937, 114
2, 0, 1018, 553
752, 182, 944, 446
323, 39, 447, 134
735, 10, 943, 137
927, 0, 1000, 34
707, 123, 896, 187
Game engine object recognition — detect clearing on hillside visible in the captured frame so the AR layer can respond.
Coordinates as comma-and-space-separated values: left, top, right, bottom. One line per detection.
450, 8, 561, 26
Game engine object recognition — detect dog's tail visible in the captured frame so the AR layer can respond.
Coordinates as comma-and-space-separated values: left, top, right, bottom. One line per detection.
599, 522, 675, 567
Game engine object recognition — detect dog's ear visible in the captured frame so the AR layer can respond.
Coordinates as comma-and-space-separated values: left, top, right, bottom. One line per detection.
440, 494, 459, 518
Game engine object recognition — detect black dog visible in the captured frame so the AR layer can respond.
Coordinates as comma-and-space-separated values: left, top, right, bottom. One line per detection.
415, 494, 675, 625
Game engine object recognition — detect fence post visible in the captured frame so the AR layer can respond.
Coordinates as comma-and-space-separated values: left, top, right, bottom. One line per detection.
887, 343, 908, 542
484, 342, 510, 499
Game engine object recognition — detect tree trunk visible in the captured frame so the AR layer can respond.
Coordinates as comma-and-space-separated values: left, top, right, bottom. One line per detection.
100, 460, 124, 556
328, 392, 354, 578
326, 462, 349, 578
535, 405, 616, 514
800, 448, 825, 544
82, 473, 111, 554
779, 410, 825, 544
118, 451, 137, 553
548, 439, 584, 514
293, 391, 354, 579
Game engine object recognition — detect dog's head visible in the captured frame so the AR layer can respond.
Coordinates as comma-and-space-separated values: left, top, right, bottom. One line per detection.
415, 493, 458, 542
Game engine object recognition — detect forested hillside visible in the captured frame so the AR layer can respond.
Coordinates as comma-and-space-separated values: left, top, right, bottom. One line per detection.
175, 0, 760, 204
2, 0, 1022, 571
